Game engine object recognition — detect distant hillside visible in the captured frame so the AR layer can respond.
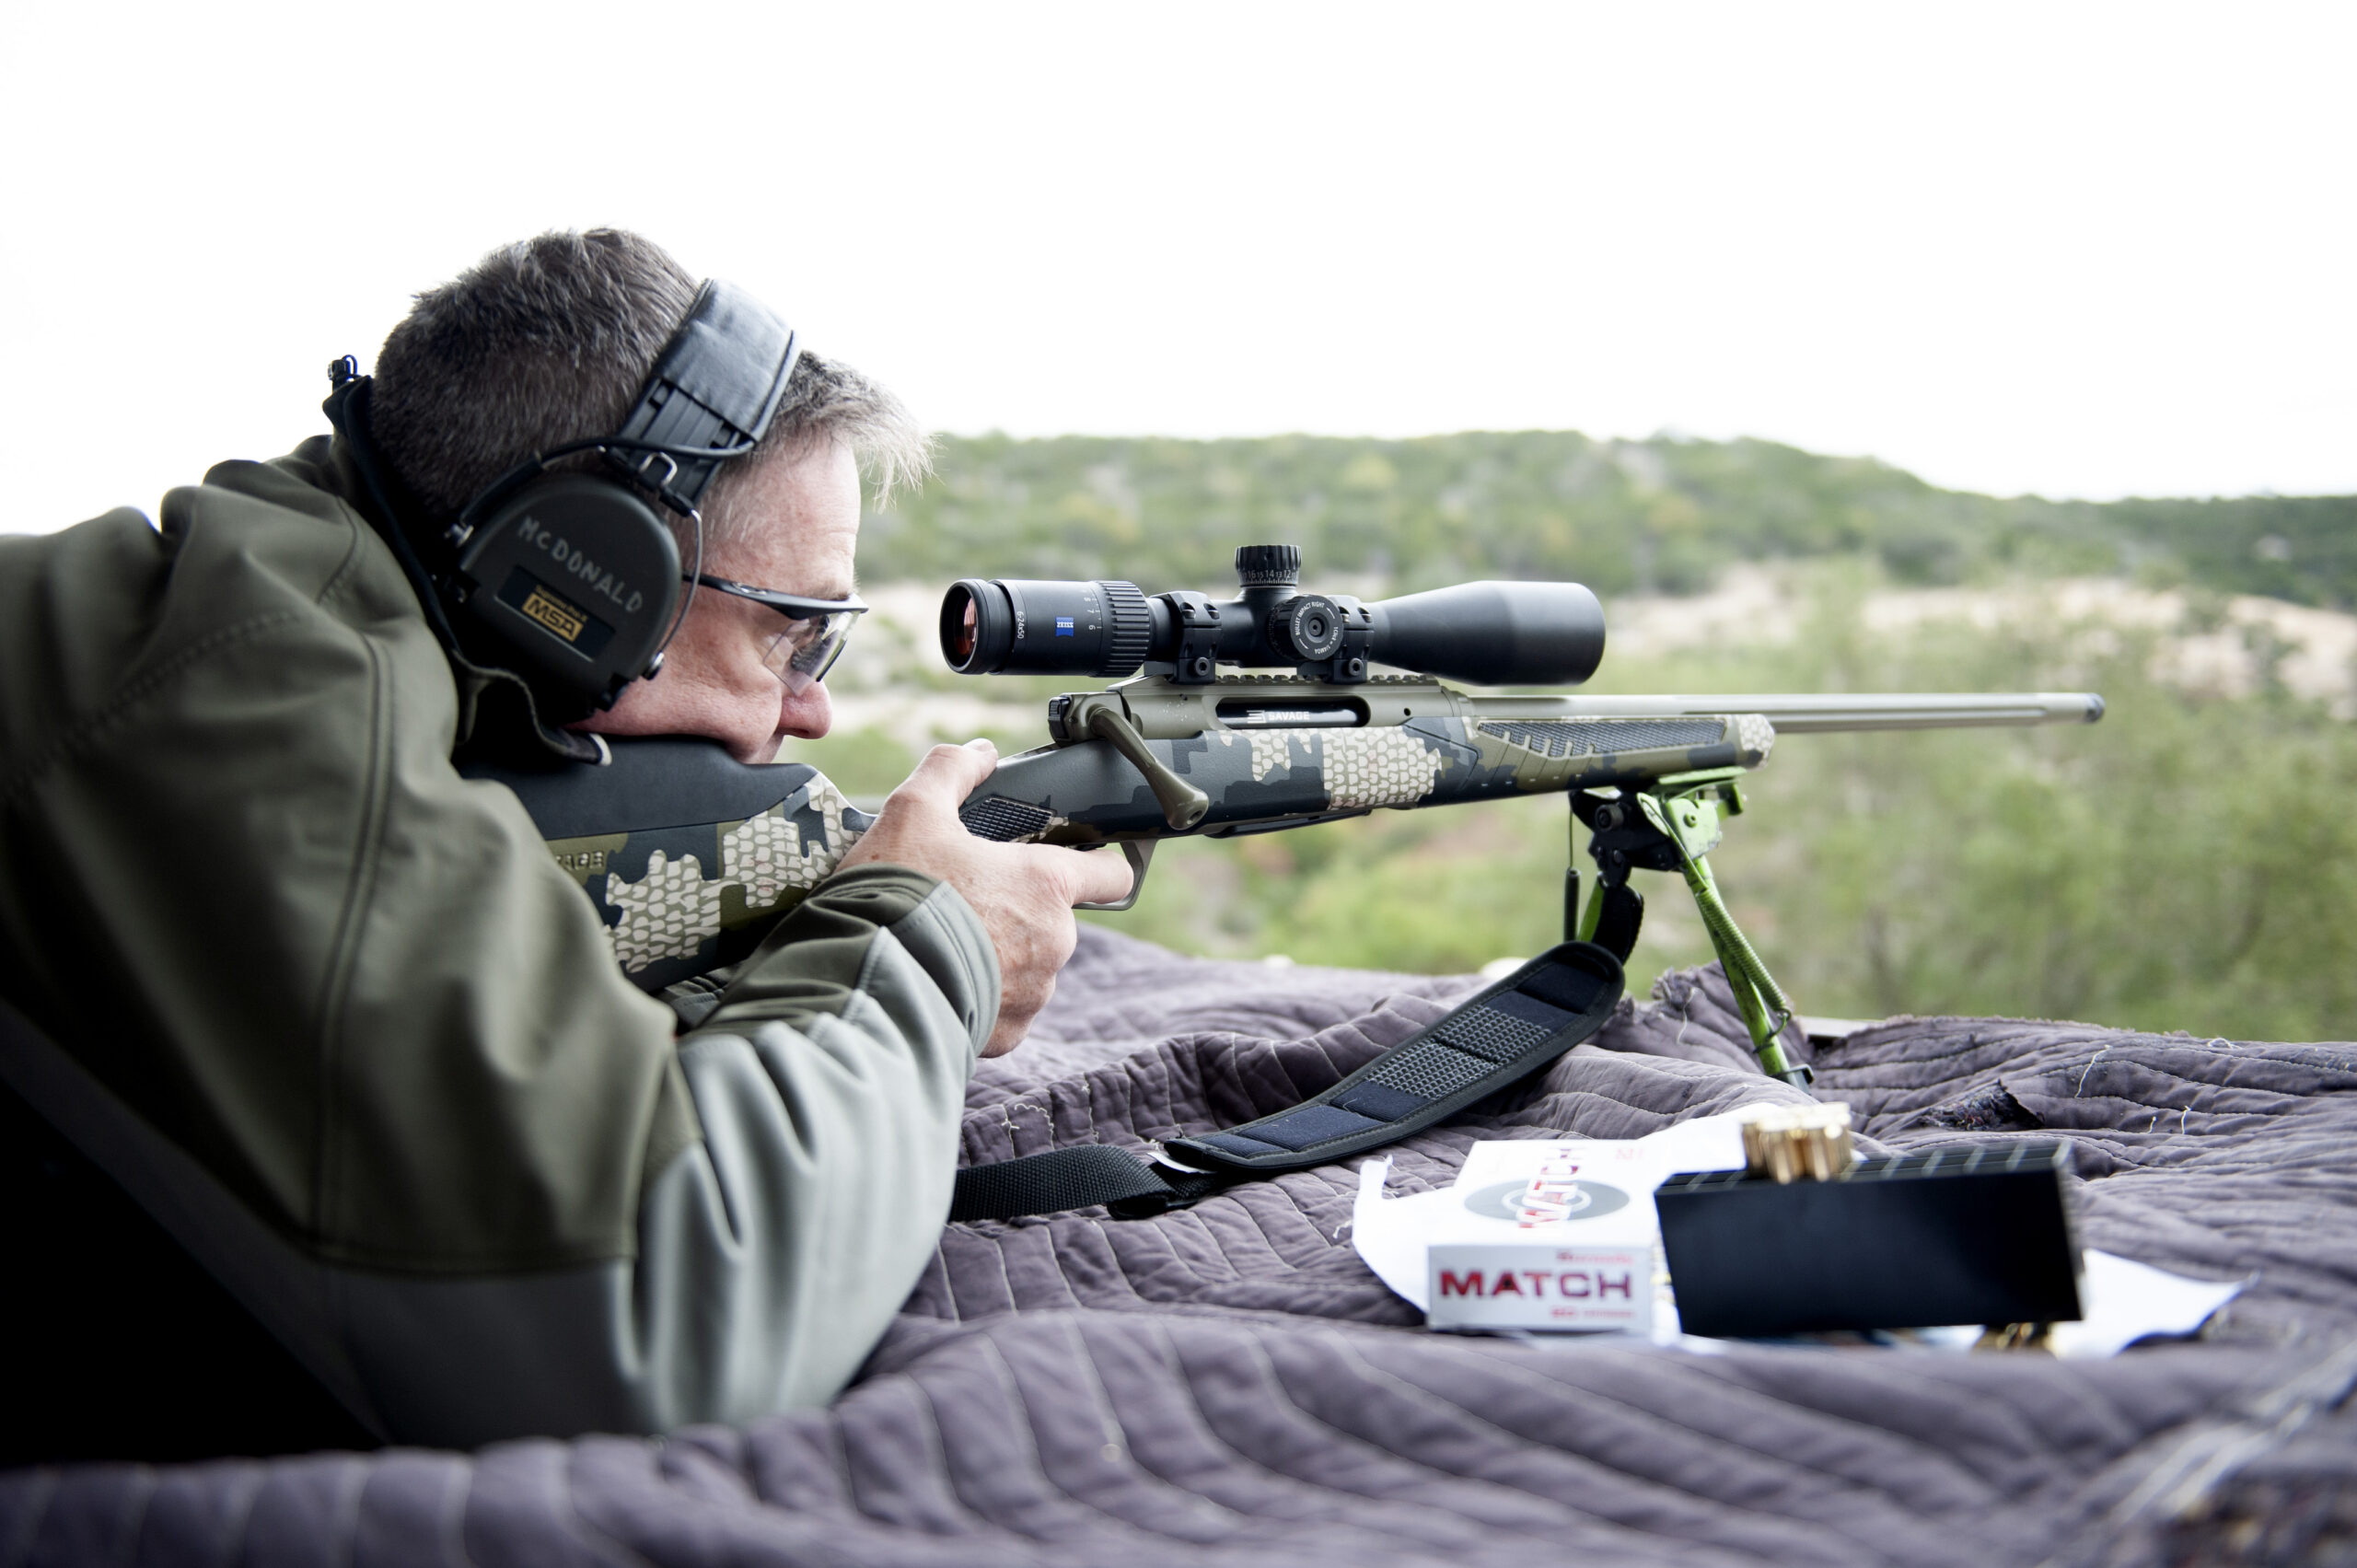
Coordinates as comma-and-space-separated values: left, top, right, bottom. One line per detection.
862, 431, 2356, 607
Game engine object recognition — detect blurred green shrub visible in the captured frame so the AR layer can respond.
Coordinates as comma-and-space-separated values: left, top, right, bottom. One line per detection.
865, 432, 2356, 609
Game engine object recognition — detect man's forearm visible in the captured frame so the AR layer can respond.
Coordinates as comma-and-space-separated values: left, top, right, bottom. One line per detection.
331, 865, 998, 1442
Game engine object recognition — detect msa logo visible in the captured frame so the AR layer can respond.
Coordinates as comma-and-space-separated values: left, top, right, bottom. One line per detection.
519, 586, 589, 644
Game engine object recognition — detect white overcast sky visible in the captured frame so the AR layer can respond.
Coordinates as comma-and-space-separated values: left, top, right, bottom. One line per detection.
2, 2, 2350, 534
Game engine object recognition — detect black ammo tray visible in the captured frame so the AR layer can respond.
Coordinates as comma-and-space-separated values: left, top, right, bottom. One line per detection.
1656, 1139, 2084, 1336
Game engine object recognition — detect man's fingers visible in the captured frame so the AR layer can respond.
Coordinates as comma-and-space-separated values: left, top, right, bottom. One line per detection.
1059, 843, 1144, 906
897, 738, 999, 807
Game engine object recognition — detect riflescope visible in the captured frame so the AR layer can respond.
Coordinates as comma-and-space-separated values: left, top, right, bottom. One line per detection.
941, 544, 1607, 688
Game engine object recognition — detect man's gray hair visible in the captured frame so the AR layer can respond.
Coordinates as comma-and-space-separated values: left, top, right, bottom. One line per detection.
370, 229, 930, 542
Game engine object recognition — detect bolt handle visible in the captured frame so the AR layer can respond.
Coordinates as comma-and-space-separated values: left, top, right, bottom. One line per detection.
1079, 702, 1211, 831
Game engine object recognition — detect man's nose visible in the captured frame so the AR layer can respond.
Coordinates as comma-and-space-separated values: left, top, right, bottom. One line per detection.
777, 679, 832, 742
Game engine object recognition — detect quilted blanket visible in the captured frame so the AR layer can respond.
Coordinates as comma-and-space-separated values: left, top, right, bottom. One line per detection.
7, 927, 2355, 1567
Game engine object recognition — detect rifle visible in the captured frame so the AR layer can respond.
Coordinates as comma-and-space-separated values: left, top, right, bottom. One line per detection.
473, 546, 2103, 1088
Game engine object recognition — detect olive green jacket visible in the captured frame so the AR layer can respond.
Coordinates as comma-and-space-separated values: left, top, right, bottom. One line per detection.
0, 438, 997, 1446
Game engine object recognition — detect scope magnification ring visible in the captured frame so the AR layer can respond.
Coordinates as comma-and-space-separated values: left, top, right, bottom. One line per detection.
1101, 579, 1152, 673
1273, 594, 1345, 662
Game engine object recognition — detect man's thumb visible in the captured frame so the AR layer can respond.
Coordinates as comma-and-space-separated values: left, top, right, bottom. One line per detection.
907, 737, 999, 801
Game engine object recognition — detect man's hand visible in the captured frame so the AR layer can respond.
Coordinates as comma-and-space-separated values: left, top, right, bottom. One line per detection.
837, 739, 1135, 1056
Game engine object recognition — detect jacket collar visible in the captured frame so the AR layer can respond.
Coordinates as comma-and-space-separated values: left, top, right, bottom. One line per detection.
317, 379, 605, 767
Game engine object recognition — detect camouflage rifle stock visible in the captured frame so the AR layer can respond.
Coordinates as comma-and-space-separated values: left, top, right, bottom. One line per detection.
478, 547, 2103, 1089
947, 678, 2100, 1086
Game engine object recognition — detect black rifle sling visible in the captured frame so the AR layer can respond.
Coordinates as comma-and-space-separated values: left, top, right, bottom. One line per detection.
948, 941, 1624, 1223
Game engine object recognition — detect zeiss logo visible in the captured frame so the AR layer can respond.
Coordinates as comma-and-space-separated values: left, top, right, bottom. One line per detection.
1054, 617, 1075, 636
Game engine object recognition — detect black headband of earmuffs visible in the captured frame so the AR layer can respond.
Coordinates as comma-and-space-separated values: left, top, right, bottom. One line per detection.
326, 280, 800, 726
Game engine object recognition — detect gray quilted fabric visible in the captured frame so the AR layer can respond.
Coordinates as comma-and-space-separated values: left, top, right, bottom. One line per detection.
6, 926, 2354, 1567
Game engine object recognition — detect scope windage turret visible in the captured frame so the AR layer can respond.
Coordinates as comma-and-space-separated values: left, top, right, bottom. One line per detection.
940, 546, 1608, 687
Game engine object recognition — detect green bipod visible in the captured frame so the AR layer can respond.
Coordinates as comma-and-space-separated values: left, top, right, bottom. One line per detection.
1571, 769, 1813, 1090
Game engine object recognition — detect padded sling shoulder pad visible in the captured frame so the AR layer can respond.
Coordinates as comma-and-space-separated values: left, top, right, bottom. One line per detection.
949, 942, 1624, 1223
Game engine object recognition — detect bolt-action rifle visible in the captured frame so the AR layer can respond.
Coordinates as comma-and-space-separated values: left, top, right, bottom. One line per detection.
473, 545, 2102, 1088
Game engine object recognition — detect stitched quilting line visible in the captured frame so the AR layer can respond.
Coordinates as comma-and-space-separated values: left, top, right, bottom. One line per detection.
322, 1455, 373, 1568
1830, 1040, 2351, 1122
1078, 1169, 1366, 1304
2080, 1339, 2357, 1553
879, 1324, 1255, 1549
1213, 1329, 1701, 1551
121, 1467, 161, 1568
432, 1453, 485, 1568
930, 1227, 1019, 1316
2039, 1054, 2341, 1104
985, 1098, 1051, 1156
68, 1465, 153, 1568
843, 1376, 980, 1539
645, 1464, 874, 1568
1318, 1332, 1833, 1554
629, 1434, 869, 1566
651, 1430, 759, 1504
970, 1333, 1151, 1531
1024, 1223, 1090, 1312
1411, 1334, 2036, 1513
1111, 1205, 1242, 1297
1130, 1320, 1537, 1553
1224, 1176, 1346, 1276
1185, 1187, 1300, 1281
203, 1462, 271, 1568
1381, 1341, 1968, 1560
545, 1448, 663, 1568
1028, 1336, 1253, 1532
0, 1469, 58, 1568
1052, 1316, 1272, 1536
1784, 1346, 2106, 1477
1062, 1206, 1206, 1301
943, 1338, 1151, 1539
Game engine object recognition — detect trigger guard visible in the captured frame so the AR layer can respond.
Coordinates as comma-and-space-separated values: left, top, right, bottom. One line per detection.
1074, 840, 1155, 912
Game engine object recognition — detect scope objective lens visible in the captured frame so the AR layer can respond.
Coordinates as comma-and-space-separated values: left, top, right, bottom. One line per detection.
938, 578, 1155, 677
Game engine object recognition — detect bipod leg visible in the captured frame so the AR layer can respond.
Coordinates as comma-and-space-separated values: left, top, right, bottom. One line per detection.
1563, 798, 1581, 944
1573, 791, 1646, 961
1589, 882, 1643, 962
1635, 784, 1813, 1092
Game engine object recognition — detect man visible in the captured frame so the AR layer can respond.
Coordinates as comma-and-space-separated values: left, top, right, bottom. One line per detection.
0, 230, 1130, 1450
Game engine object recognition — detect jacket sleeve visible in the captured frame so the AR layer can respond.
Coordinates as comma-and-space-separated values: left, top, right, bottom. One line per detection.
317, 866, 998, 1444
637, 868, 997, 1425
0, 463, 998, 1447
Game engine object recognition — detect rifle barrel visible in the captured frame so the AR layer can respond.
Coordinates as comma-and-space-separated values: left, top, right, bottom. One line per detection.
1470, 691, 2104, 733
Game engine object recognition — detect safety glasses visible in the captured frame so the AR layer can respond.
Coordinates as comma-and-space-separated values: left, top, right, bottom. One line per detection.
687, 574, 867, 694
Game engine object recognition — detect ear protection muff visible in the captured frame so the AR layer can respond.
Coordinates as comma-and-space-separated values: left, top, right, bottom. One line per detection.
328, 279, 799, 721
444, 472, 685, 712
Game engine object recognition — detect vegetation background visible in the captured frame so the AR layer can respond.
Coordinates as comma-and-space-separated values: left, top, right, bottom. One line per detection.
792, 432, 2357, 1044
